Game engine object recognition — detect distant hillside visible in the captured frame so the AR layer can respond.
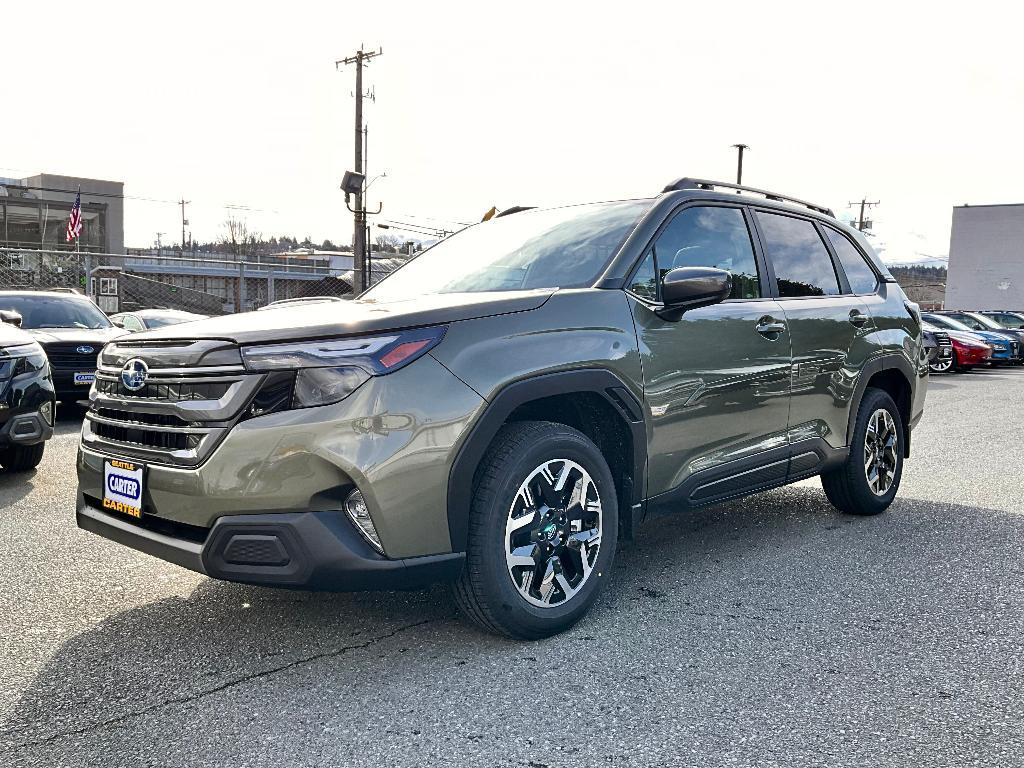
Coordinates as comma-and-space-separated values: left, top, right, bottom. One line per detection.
889, 265, 947, 309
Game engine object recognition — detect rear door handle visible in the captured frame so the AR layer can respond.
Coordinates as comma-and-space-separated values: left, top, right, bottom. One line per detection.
756, 317, 786, 339
849, 309, 869, 327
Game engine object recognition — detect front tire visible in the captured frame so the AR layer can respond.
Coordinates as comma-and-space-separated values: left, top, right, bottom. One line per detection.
0, 442, 45, 472
821, 388, 904, 516
929, 355, 953, 374
453, 421, 618, 640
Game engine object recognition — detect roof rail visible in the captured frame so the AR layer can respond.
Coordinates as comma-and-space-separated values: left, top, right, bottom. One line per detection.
662, 178, 834, 217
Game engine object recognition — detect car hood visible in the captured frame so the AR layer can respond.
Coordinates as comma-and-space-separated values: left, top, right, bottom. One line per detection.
972, 330, 1016, 344
129, 289, 557, 345
0, 322, 35, 348
947, 330, 990, 347
27, 327, 127, 346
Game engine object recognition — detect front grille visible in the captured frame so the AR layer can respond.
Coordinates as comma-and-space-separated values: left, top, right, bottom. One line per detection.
91, 420, 197, 451
933, 331, 951, 346
42, 343, 99, 369
93, 377, 232, 401
95, 408, 191, 428
81, 341, 263, 467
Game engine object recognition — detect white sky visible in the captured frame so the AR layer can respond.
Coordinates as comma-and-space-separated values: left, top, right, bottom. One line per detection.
4, 0, 1023, 264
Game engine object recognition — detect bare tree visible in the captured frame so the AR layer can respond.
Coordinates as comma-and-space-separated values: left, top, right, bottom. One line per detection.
375, 233, 402, 253
221, 216, 263, 257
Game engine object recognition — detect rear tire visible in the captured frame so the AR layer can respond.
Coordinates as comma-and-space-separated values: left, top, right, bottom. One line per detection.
0, 443, 45, 472
453, 421, 618, 640
821, 388, 904, 516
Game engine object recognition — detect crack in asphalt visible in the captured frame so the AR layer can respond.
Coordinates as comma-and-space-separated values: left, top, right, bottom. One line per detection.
1, 616, 447, 756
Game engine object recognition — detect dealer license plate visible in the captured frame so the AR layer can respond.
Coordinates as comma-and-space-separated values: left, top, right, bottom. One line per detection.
74, 372, 96, 386
102, 459, 145, 519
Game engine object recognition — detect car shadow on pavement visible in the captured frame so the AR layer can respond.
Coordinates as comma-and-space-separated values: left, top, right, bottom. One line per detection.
4, 486, 1024, 764
0, 469, 41, 507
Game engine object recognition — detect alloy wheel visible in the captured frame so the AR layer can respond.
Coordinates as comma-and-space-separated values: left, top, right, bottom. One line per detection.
864, 408, 899, 496
929, 357, 953, 374
504, 459, 602, 608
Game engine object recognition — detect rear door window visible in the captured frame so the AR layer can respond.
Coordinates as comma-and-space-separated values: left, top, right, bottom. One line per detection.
824, 227, 878, 294
755, 212, 840, 297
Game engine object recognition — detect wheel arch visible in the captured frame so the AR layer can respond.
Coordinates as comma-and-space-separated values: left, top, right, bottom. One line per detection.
446, 369, 646, 553
850, 355, 916, 458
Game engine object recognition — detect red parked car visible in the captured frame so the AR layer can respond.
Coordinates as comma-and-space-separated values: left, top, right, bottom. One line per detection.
947, 331, 992, 372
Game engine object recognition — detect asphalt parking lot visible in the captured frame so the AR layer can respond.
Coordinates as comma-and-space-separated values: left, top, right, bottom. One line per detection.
2, 367, 1023, 768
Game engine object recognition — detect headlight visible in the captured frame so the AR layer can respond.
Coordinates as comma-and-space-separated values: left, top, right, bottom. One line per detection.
293, 367, 370, 408
240, 326, 446, 410
4, 342, 48, 378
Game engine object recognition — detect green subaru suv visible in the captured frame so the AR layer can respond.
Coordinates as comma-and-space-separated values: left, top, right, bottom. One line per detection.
76, 178, 926, 639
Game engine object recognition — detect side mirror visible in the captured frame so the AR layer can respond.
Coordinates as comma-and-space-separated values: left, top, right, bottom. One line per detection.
658, 267, 732, 320
110, 317, 125, 328
0, 310, 23, 327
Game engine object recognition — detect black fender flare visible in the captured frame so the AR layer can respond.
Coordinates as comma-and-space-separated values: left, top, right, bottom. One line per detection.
848, 352, 917, 456
446, 369, 647, 553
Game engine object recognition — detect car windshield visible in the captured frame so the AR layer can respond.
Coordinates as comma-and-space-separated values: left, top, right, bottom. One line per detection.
144, 314, 197, 329
0, 295, 111, 330
965, 313, 1003, 330
924, 315, 973, 332
363, 200, 651, 301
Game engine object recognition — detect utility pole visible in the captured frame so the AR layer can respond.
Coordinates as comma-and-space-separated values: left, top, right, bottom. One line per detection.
731, 144, 749, 185
336, 45, 382, 294
848, 198, 880, 231
180, 198, 190, 250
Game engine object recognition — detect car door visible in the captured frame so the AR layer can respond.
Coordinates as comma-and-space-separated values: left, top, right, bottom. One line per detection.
752, 210, 876, 453
626, 203, 793, 504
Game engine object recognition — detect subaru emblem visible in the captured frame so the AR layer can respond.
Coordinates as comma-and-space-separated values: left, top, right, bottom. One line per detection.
121, 358, 149, 392
76, 345, 95, 355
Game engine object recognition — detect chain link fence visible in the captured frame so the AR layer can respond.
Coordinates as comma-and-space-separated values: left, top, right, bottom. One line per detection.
0, 247, 387, 316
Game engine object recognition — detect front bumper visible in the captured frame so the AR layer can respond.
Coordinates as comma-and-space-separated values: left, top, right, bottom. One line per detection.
76, 494, 464, 590
0, 409, 54, 446
76, 354, 486, 560
0, 367, 56, 447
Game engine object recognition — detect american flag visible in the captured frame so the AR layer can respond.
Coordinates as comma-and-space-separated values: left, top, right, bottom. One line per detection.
66, 191, 82, 243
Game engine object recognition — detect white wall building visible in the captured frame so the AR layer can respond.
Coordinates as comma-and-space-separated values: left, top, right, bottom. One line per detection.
946, 203, 1024, 309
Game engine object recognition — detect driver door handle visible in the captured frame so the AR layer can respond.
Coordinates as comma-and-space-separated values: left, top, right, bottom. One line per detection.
849, 309, 869, 327
756, 317, 786, 339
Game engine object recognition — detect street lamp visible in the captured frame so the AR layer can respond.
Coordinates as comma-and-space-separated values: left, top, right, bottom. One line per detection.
730, 144, 749, 185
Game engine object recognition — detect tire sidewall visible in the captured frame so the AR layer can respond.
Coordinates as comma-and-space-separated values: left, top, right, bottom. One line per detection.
474, 428, 618, 637
850, 389, 904, 510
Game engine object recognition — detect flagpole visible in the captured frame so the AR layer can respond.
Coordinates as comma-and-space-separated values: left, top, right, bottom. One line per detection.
76, 186, 90, 299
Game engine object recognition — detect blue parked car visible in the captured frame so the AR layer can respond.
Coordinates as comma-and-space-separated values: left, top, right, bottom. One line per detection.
922, 313, 1021, 364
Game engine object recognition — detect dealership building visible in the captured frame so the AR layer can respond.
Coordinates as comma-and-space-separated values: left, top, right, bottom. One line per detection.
0, 173, 125, 253
945, 203, 1024, 310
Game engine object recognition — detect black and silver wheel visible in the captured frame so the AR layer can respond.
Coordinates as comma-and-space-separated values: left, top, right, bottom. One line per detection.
453, 421, 618, 639
0, 443, 45, 472
863, 408, 899, 497
929, 355, 953, 374
505, 458, 603, 608
821, 388, 904, 516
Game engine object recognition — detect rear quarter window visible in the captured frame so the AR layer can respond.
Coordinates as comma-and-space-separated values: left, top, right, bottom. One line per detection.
824, 227, 879, 294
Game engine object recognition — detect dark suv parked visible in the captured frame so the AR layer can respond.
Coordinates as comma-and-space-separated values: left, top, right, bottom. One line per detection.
0, 291, 124, 402
0, 318, 55, 470
75, 179, 927, 639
